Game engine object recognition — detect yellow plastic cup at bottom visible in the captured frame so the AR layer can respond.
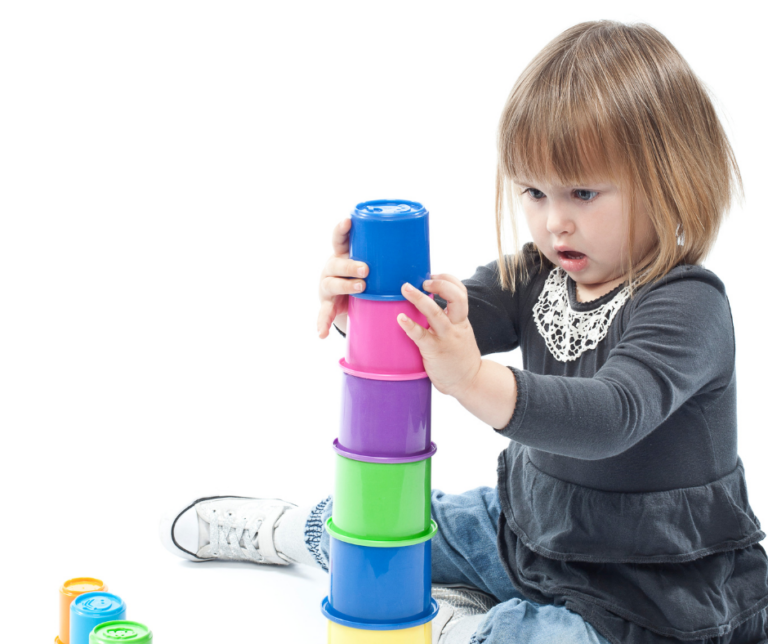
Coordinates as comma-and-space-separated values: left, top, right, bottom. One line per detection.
56, 578, 107, 644
328, 620, 432, 643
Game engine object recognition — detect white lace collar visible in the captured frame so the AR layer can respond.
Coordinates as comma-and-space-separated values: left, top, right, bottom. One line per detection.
532, 267, 630, 362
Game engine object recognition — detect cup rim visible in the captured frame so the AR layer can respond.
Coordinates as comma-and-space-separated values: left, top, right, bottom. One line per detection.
333, 439, 437, 464
326, 518, 438, 548
322, 597, 439, 631
352, 199, 427, 220
339, 358, 428, 381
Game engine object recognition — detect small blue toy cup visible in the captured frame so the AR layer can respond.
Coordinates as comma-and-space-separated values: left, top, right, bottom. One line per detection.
349, 200, 431, 300
70, 592, 127, 644
325, 528, 436, 626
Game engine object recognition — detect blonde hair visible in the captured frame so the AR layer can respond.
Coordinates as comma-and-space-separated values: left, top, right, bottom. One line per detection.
495, 20, 742, 293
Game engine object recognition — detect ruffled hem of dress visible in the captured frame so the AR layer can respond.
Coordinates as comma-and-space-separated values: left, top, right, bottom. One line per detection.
495, 446, 768, 639
573, 596, 768, 644
498, 444, 765, 563
497, 507, 768, 640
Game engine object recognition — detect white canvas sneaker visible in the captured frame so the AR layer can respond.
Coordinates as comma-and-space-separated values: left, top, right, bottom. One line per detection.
431, 584, 498, 644
160, 495, 297, 565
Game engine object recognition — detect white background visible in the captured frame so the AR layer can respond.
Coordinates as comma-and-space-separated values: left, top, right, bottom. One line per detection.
1, 1, 765, 641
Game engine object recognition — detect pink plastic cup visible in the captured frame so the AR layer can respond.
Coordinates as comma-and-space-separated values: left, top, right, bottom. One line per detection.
346, 296, 430, 375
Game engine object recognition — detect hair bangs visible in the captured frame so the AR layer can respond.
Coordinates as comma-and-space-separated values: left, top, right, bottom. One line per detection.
500, 59, 624, 188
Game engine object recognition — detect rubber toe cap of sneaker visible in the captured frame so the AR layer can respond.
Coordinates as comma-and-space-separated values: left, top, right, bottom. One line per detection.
159, 500, 207, 561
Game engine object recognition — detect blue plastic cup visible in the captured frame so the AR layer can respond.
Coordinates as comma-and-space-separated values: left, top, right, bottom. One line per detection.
349, 200, 430, 300
70, 592, 127, 644
325, 526, 436, 625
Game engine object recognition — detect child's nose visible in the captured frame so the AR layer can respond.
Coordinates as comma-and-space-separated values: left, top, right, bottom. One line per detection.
545, 203, 575, 236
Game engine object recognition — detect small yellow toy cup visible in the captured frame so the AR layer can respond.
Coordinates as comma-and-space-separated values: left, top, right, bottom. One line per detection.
328, 620, 432, 643
56, 578, 107, 644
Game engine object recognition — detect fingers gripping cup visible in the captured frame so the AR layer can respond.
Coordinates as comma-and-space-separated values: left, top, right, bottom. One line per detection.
70, 593, 127, 644
345, 297, 429, 375
90, 621, 153, 643
349, 200, 430, 300
57, 578, 108, 644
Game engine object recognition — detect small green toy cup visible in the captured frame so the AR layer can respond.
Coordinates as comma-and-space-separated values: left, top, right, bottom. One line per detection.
333, 452, 432, 541
89, 621, 152, 643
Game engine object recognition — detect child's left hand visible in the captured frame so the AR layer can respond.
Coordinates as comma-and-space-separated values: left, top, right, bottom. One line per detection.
397, 275, 482, 400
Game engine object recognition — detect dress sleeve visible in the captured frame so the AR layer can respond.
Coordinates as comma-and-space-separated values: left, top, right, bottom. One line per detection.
498, 268, 736, 460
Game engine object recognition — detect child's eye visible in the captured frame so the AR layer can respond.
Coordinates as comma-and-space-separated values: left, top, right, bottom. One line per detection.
523, 188, 546, 200
574, 189, 598, 201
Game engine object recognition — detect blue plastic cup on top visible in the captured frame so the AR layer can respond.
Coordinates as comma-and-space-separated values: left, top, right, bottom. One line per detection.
349, 200, 431, 300
70, 592, 127, 644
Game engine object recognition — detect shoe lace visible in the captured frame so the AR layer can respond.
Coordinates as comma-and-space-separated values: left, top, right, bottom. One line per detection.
209, 509, 265, 562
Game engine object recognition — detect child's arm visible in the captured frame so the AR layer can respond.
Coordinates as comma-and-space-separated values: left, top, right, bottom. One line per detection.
495, 272, 734, 459
402, 269, 734, 459
453, 359, 519, 430
398, 276, 518, 429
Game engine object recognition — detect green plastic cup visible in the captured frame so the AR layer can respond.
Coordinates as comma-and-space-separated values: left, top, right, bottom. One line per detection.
333, 453, 432, 541
90, 621, 153, 643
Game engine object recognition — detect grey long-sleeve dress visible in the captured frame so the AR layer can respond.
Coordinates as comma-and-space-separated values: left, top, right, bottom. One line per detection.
447, 243, 768, 644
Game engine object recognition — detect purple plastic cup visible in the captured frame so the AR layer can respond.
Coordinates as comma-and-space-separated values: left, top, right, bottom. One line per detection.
339, 371, 431, 459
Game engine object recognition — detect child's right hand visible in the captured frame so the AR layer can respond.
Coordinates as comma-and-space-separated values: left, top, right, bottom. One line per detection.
317, 218, 369, 338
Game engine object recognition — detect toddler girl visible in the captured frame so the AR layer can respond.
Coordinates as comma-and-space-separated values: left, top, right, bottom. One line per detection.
161, 20, 768, 644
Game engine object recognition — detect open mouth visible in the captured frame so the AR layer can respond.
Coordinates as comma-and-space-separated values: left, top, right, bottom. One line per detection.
557, 251, 588, 271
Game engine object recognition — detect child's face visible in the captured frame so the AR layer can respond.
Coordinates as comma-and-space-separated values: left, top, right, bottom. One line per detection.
514, 176, 657, 295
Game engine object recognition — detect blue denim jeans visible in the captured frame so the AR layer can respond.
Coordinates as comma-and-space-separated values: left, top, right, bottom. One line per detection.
309, 486, 610, 644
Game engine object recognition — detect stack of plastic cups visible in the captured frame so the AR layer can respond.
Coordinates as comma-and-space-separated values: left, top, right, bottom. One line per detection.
322, 200, 438, 643
55, 579, 153, 643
